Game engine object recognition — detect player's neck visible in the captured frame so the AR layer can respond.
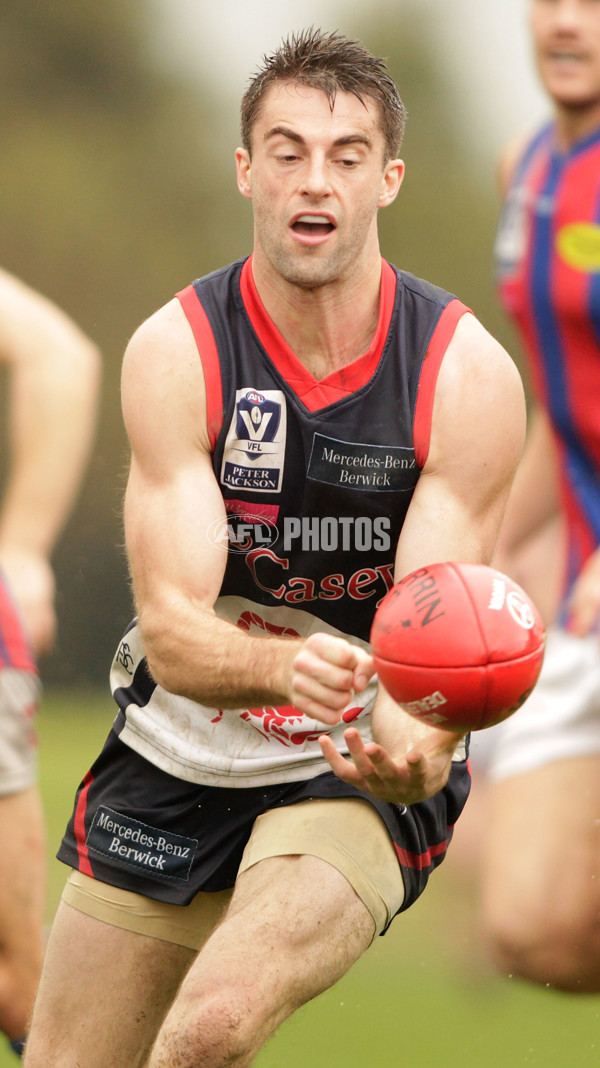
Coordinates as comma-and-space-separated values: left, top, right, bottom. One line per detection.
553, 97, 600, 152
250, 253, 383, 381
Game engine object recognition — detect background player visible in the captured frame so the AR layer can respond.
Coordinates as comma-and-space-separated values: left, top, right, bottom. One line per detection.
23, 29, 525, 1068
0, 268, 99, 1056
470, 0, 600, 992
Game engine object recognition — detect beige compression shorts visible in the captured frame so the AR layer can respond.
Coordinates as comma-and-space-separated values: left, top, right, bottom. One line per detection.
63, 796, 405, 947
0, 667, 41, 796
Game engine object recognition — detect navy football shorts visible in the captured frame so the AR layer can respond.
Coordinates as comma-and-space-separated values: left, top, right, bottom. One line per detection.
58, 728, 471, 926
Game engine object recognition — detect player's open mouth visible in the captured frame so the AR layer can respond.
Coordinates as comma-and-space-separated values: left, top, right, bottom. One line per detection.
547, 51, 585, 65
291, 214, 336, 237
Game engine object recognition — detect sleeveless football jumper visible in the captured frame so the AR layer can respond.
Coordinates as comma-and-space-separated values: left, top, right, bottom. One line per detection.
58, 257, 472, 916
496, 123, 600, 613
110, 256, 469, 788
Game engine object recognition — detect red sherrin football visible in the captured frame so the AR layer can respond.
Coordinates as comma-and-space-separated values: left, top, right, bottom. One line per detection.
370, 561, 545, 732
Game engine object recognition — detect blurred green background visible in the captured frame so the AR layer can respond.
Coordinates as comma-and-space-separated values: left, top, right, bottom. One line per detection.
3, 4, 592, 1066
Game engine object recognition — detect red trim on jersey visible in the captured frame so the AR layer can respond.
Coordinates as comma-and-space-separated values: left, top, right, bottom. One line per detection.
240, 256, 398, 412
394, 835, 449, 871
176, 285, 224, 450
74, 770, 95, 878
413, 299, 470, 468
0, 579, 36, 672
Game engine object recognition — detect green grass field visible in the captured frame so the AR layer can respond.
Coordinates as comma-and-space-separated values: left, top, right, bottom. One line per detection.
2, 689, 599, 1066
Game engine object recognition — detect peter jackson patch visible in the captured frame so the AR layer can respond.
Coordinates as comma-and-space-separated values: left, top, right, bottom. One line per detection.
221, 388, 287, 494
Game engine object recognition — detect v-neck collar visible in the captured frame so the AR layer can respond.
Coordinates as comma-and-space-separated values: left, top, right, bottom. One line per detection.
240, 256, 397, 412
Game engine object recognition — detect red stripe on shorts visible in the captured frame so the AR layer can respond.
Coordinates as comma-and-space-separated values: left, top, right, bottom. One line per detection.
394, 836, 449, 871
74, 770, 95, 877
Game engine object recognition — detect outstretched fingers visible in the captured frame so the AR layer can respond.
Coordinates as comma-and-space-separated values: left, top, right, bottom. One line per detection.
320, 728, 456, 805
319, 729, 405, 798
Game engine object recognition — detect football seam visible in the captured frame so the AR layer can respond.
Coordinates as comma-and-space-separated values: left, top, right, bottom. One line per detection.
453, 561, 492, 661
452, 561, 492, 726
373, 647, 543, 673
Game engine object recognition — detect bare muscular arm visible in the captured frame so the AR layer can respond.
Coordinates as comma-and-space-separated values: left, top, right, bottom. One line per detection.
0, 269, 100, 653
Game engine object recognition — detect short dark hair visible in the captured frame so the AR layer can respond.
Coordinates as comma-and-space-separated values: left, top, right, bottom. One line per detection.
240, 27, 407, 161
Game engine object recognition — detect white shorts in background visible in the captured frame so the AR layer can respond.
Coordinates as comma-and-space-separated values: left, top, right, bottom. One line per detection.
0, 667, 41, 796
468, 627, 600, 782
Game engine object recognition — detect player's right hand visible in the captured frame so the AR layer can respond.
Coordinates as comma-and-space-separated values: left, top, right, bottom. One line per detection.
287, 632, 374, 725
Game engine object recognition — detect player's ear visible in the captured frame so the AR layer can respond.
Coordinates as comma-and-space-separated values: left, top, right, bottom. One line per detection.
236, 148, 253, 200
378, 159, 404, 208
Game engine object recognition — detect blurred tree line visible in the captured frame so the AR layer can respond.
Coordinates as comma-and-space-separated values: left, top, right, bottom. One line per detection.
0, 1, 524, 689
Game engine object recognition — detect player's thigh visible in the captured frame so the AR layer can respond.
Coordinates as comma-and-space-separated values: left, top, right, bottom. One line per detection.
239, 797, 405, 936
180, 853, 375, 1028
482, 754, 600, 922
0, 787, 45, 943
0, 787, 45, 1036
173, 798, 403, 1023
0, 668, 44, 947
23, 900, 195, 1068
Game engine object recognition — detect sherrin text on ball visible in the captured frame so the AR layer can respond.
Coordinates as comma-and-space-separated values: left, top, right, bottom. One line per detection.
370, 561, 546, 732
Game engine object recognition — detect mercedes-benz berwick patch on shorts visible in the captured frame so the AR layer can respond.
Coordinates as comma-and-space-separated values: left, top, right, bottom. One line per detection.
57, 727, 471, 920
85, 806, 197, 880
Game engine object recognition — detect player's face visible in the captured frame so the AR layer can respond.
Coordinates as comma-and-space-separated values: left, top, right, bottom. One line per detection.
531, 0, 600, 109
235, 82, 404, 291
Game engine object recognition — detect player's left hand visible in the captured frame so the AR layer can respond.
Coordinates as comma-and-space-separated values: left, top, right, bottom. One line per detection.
319, 726, 460, 805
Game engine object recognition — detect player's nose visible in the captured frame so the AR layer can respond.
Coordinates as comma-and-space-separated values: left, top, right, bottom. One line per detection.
299, 155, 332, 197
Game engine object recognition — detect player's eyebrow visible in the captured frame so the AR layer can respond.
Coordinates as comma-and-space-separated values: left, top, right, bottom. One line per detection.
264, 125, 373, 149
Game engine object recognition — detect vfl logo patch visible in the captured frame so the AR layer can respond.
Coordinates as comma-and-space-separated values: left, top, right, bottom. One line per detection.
221, 388, 286, 494
86, 806, 197, 881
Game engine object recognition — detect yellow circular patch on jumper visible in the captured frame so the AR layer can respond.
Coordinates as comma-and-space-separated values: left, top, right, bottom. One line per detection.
557, 223, 600, 272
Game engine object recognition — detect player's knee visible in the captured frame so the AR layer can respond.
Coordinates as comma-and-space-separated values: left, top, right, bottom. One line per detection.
156, 986, 264, 1067
0, 958, 31, 1037
485, 903, 600, 992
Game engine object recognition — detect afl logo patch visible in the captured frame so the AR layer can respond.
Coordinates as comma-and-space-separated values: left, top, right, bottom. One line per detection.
557, 223, 600, 272
221, 388, 287, 494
